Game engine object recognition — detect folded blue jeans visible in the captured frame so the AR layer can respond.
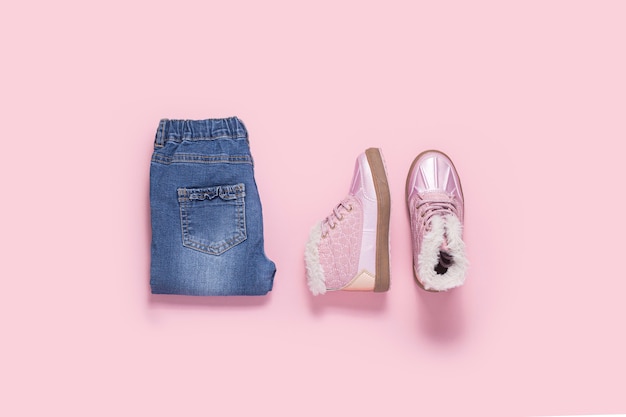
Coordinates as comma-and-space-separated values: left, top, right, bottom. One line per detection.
150, 117, 276, 295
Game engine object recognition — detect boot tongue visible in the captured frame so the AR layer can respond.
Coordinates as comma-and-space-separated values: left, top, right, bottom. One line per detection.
438, 250, 454, 267
435, 241, 454, 275
421, 193, 455, 232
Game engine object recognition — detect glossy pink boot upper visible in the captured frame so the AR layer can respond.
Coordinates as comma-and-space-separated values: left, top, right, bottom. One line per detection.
406, 150, 468, 291
305, 150, 386, 294
317, 196, 364, 290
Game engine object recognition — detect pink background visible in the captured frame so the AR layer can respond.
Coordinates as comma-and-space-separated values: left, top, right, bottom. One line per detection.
1, 1, 625, 416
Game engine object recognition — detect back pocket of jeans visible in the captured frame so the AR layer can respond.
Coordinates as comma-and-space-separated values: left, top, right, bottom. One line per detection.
177, 183, 247, 255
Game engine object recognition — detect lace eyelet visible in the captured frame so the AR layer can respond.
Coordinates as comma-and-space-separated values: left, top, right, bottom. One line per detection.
330, 224, 336, 229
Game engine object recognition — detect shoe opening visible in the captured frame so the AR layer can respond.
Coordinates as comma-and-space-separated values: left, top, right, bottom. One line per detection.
435, 250, 454, 275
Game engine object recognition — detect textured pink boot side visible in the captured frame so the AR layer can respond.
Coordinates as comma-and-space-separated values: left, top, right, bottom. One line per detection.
305, 148, 391, 295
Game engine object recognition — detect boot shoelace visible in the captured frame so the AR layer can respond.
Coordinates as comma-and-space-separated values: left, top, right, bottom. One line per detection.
321, 200, 353, 238
416, 199, 458, 231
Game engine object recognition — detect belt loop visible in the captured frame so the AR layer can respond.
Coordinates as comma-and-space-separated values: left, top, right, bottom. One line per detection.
236, 117, 249, 140
155, 119, 167, 148
230, 117, 239, 137
183, 119, 190, 140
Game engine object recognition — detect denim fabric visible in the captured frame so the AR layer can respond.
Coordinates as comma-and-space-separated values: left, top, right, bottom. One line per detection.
150, 117, 276, 295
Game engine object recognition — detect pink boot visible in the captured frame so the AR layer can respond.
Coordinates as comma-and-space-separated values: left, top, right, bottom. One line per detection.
406, 150, 468, 291
305, 148, 391, 295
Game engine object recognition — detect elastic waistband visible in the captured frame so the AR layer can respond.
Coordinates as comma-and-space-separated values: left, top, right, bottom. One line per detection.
155, 117, 248, 147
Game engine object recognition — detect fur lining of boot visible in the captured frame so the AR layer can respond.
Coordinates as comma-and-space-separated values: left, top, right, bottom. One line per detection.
305, 222, 327, 295
417, 214, 468, 291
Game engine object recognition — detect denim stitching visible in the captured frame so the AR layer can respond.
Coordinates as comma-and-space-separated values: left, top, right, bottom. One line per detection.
177, 184, 247, 255
160, 154, 251, 162
161, 134, 247, 142
152, 154, 252, 165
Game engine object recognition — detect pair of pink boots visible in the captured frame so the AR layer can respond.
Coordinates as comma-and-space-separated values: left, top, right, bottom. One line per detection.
305, 148, 468, 295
